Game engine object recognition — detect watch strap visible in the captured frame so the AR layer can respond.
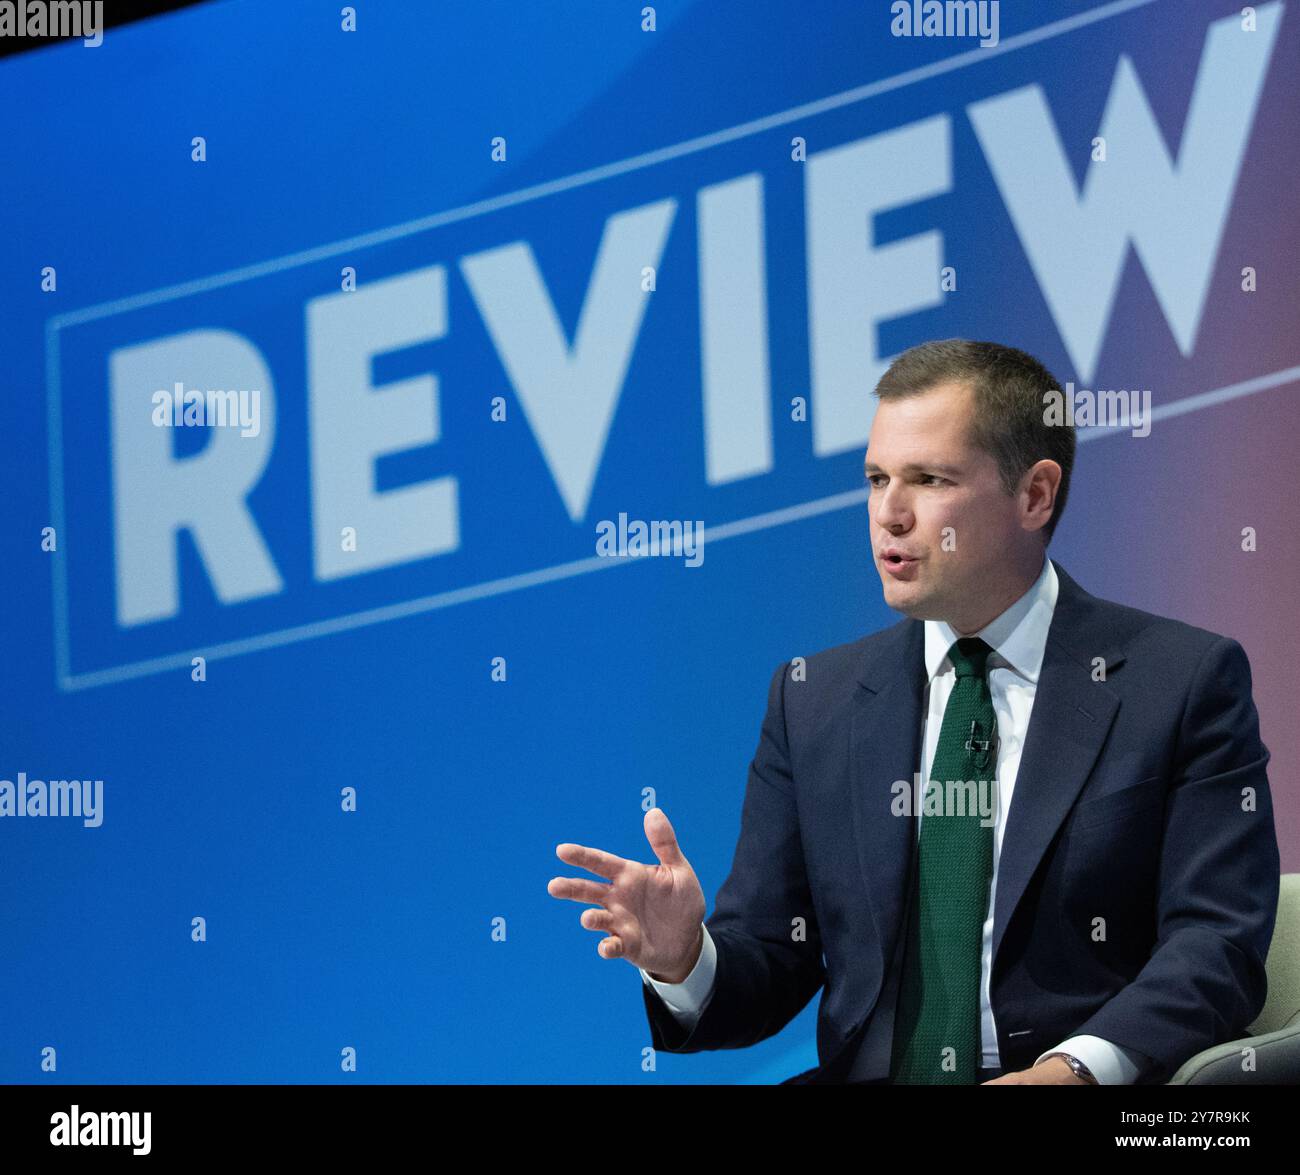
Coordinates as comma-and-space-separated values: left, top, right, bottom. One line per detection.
1046, 1051, 1098, 1084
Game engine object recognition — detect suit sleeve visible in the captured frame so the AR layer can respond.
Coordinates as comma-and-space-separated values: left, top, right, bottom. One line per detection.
1068, 636, 1281, 1083
643, 661, 827, 1054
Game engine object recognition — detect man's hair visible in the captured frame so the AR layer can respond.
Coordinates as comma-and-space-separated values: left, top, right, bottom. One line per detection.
872, 339, 1075, 545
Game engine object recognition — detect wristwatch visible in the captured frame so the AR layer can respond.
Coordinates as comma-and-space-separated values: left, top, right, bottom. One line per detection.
1045, 1052, 1099, 1084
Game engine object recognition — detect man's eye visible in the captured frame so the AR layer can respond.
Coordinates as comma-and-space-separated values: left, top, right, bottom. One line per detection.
867, 474, 945, 486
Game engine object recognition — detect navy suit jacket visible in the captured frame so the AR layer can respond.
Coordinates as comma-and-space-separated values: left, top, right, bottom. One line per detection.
642, 559, 1280, 1084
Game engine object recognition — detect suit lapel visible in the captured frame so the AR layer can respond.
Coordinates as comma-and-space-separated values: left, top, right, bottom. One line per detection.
990, 560, 1125, 967
849, 616, 926, 997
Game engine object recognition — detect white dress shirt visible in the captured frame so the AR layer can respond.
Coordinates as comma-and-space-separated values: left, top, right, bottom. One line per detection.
640, 554, 1151, 1083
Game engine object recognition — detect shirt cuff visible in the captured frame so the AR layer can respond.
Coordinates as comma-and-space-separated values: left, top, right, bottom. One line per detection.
1035, 1035, 1149, 1085
639, 924, 717, 1017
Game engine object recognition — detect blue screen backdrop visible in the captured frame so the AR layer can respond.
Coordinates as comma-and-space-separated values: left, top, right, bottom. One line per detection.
2, 0, 1297, 1083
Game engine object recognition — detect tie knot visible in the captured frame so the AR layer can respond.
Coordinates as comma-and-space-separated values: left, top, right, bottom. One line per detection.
948, 636, 993, 679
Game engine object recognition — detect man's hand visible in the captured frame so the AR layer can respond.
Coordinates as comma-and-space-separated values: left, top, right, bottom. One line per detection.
982, 1056, 1091, 1084
548, 807, 707, 982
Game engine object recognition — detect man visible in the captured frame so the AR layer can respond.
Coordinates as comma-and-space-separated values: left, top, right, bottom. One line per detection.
548, 339, 1280, 1084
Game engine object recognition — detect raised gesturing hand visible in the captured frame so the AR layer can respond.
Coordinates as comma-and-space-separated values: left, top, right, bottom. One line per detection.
548, 807, 706, 983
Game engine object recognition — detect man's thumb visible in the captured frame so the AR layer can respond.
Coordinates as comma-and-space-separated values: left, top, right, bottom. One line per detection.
644, 807, 687, 867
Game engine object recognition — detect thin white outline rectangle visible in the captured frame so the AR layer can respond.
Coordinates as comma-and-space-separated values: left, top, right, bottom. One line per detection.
52, 0, 1288, 693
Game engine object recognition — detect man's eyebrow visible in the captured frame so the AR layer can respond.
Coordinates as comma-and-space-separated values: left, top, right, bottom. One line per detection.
863, 462, 963, 477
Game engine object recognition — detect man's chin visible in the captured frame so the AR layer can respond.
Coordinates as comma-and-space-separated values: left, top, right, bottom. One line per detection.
882, 582, 939, 619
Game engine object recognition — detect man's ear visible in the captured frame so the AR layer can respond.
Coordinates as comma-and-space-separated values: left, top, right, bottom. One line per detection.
1021, 460, 1061, 533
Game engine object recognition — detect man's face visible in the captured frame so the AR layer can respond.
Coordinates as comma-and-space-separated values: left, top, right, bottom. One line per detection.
864, 381, 1034, 632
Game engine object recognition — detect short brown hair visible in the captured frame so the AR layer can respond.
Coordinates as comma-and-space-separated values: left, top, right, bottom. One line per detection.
873, 339, 1074, 545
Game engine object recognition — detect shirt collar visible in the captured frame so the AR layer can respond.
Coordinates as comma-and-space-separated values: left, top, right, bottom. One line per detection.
924, 554, 1058, 684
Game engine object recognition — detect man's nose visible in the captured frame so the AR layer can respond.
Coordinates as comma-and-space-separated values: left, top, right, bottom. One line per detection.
872, 484, 911, 530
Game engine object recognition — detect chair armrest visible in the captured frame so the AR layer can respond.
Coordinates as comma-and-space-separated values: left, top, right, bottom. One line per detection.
1166, 1019, 1300, 1084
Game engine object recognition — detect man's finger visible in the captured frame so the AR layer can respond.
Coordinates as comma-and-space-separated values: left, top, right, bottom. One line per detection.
644, 807, 686, 867
597, 935, 624, 958
547, 876, 615, 906
555, 842, 625, 880
579, 908, 614, 932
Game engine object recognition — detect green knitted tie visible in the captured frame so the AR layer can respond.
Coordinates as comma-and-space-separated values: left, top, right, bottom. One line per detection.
889, 636, 998, 1084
